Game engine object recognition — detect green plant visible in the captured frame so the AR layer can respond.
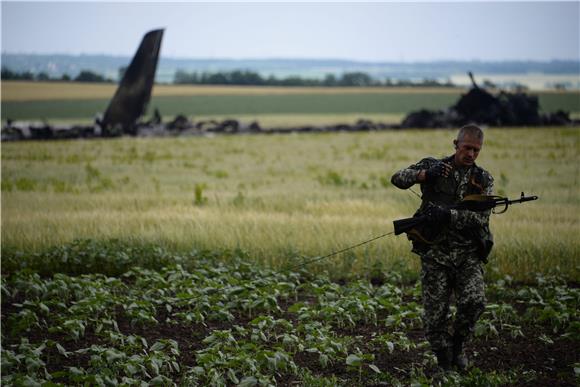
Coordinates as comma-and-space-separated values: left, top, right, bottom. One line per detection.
194, 183, 208, 205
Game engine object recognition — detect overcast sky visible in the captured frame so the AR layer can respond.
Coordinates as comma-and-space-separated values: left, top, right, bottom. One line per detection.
1, 1, 579, 62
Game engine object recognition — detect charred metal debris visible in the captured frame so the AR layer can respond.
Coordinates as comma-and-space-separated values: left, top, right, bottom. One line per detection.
2, 27, 576, 142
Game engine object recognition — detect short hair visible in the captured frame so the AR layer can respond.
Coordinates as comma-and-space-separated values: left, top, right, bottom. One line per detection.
457, 124, 484, 143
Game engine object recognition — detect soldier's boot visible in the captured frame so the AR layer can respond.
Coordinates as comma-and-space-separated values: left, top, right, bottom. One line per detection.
452, 336, 468, 370
434, 348, 452, 371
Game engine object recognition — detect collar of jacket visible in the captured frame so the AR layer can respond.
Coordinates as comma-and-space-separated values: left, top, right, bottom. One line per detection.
442, 154, 479, 171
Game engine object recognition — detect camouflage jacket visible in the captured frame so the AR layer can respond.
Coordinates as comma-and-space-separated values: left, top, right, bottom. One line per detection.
391, 155, 494, 265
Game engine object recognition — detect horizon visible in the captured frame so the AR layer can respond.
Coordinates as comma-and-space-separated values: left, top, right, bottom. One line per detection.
4, 52, 579, 90
3, 52, 580, 65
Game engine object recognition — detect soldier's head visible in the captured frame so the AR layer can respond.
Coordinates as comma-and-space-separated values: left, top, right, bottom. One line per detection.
453, 124, 484, 167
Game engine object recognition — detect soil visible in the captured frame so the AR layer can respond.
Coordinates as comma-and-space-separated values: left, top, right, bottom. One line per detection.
2, 289, 578, 386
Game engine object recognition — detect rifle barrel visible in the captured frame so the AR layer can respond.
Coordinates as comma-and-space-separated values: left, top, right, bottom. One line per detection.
508, 195, 539, 205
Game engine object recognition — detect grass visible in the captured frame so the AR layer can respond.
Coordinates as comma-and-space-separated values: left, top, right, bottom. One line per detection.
2, 127, 579, 282
2, 249, 579, 385
193, 113, 406, 127
1, 81, 464, 101
1, 93, 458, 121
2, 81, 579, 121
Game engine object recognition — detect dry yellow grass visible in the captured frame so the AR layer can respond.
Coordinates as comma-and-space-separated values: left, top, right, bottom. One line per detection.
193, 113, 406, 127
1, 81, 463, 102
2, 128, 579, 280
1, 81, 116, 101
5, 81, 576, 104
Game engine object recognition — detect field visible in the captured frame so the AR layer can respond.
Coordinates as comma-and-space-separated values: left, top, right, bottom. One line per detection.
2, 81, 580, 125
1, 127, 578, 279
2, 129, 579, 385
2, 128, 579, 278
2, 82, 579, 385
2, 248, 579, 386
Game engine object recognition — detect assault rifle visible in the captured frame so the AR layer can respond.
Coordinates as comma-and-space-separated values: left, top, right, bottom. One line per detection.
393, 192, 538, 242
288, 192, 538, 271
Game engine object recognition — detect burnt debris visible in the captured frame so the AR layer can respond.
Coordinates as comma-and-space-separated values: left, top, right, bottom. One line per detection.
2, 72, 576, 141
401, 72, 573, 128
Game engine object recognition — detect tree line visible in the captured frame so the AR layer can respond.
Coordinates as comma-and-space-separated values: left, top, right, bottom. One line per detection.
1, 67, 114, 83
1, 66, 456, 88
174, 69, 455, 87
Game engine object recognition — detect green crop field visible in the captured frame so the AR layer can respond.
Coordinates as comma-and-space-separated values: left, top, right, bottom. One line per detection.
2, 251, 578, 386
0, 93, 458, 122
3, 82, 580, 385
2, 81, 579, 123
2, 127, 579, 385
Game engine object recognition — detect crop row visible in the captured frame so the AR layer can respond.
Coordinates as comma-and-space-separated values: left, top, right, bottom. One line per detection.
2, 251, 579, 386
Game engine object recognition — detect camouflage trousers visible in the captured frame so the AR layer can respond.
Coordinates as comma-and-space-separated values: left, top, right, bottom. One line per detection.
420, 253, 486, 351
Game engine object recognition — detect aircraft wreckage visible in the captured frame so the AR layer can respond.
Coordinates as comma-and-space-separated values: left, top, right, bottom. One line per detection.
1, 31, 577, 141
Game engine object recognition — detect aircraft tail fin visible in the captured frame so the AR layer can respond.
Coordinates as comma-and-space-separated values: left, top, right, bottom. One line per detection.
101, 29, 164, 135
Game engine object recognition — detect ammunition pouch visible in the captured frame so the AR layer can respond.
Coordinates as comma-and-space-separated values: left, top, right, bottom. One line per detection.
408, 206, 445, 254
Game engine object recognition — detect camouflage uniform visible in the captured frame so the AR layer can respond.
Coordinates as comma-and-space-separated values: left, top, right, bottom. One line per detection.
391, 155, 494, 353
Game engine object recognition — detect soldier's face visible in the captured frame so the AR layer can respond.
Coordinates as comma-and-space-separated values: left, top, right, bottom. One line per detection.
453, 135, 482, 167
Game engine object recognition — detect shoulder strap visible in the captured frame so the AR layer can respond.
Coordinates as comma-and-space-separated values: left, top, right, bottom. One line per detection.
469, 165, 483, 193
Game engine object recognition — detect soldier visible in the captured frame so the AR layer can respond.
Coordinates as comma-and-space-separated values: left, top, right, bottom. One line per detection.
390, 124, 494, 371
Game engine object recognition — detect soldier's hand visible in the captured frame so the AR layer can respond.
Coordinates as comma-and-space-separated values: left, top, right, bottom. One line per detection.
426, 206, 451, 224
425, 162, 452, 183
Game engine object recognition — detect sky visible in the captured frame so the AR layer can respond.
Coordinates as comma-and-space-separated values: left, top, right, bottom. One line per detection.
1, 1, 579, 62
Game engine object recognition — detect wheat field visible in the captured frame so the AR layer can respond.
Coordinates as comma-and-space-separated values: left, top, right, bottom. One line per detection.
3, 81, 579, 124
1, 81, 463, 102
2, 127, 579, 281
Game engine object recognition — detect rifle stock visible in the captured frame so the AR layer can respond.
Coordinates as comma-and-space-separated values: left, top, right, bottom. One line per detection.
393, 215, 428, 236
